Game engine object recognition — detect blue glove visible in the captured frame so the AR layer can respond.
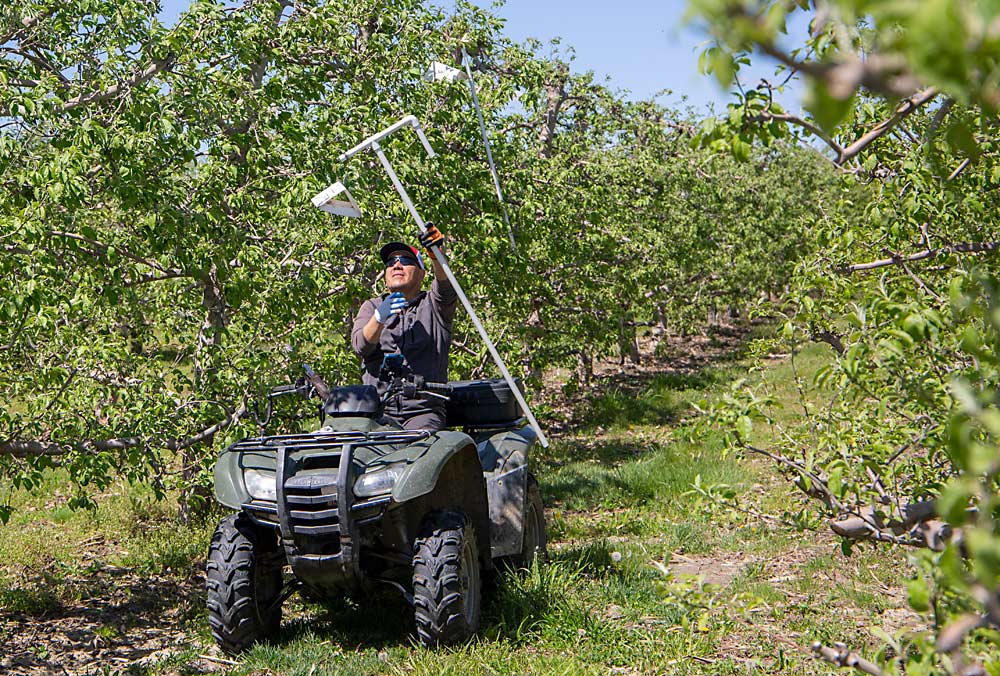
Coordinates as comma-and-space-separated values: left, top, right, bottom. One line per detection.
374, 292, 406, 323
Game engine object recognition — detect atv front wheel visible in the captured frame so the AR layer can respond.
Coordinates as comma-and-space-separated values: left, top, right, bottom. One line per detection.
412, 510, 481, 646
206, 513, 284, 654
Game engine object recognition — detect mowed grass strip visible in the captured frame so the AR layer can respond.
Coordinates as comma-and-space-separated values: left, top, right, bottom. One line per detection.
0, 335, 920, 675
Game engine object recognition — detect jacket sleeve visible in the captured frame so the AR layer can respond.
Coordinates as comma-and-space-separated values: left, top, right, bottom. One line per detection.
430, 276, 458, 326
351, 299, 379, 358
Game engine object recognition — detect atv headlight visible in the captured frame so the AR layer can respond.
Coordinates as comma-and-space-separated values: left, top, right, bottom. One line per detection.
354, 463, 406, 498
244, 469, 277, 502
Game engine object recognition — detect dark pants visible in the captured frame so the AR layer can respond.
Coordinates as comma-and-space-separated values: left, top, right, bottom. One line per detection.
393, 410, 446, 432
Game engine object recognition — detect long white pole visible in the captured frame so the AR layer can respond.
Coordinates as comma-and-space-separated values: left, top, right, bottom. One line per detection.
461, 49, 515, 250
369, 140, 549, 447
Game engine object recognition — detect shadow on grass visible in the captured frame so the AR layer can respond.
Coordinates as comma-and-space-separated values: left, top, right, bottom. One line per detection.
0, 568, 203, 673
563, 322, 761, 433
278, 591, 412, 651
579, 368, 734, 431
539, 463, 632, 508
543, 437, 655, 467
539, 435, 732, 510
551, 540, 618, 578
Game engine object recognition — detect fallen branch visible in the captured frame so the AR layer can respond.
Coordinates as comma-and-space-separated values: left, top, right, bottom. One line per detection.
814, 612, 994, 675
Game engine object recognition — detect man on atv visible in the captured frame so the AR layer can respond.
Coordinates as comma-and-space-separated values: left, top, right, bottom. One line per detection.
351, 226, 456, 431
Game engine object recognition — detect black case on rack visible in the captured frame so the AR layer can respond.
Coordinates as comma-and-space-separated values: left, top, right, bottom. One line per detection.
445, 378, 524, 427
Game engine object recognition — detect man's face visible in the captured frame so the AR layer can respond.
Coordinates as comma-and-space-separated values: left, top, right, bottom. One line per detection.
384, 253, 425, 297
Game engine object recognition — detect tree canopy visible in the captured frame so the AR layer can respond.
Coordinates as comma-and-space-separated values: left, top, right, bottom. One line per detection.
691, 0, 1000, 672
0, 0, 848, 521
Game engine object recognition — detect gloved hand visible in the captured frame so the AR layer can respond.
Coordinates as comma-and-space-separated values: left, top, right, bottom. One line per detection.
374, 292, 406, 323
418, 224, 445, 260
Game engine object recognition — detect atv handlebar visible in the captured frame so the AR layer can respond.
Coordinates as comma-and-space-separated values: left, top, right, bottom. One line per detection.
421, 380, 453, 394
382, 373, 452, 405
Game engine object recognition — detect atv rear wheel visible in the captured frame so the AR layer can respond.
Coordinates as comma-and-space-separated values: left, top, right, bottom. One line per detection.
206, 513, 284, 654
412, 510, 481, 646
509, 474, 547, 569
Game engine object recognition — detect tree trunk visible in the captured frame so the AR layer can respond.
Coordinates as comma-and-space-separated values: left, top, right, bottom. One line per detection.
523, 298, 545, 381
538, 63, 569, 159
576, 350, 592, 386
618, 317, 640, 365
181, 264, 229, 524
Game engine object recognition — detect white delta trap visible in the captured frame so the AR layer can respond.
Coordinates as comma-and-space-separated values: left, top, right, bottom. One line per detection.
310, 181, 361, 218
310, 114, 549, 447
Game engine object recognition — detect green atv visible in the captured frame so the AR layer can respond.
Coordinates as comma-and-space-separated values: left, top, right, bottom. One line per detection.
206, 360, 546, 654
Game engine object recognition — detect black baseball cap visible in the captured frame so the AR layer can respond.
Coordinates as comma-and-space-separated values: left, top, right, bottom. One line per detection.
379, 241, 425, 270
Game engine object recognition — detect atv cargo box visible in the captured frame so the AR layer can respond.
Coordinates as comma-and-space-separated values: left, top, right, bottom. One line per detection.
445, 378, 523, 427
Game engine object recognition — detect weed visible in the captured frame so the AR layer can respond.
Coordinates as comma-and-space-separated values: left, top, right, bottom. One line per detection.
0, 584, 60, 616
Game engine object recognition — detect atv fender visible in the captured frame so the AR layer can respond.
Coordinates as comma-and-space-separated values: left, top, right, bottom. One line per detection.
391, 431, 490, 558
478, 426, 537, 558
213, 448, 276, 510
391, 432, 477, 503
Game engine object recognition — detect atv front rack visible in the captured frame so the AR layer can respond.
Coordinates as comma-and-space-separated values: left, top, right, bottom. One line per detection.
232, 429, 429, 594
228, 428, 429, 454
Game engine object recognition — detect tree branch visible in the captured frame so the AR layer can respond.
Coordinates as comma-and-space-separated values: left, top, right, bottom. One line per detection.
125, 270, 191, 287
829, 500, 953, 550
0, 437, 142, 458
742, 442, 844, 512
47, 229, 181, 275
0, 46, 70, 83
837, 87, 938, 165
812, 642, 883, 676
61, 55, 174, 112
0, 7, 56, 44
1, 402, 249, 457
758, 110, 845, 159
841, 240, 1000, 273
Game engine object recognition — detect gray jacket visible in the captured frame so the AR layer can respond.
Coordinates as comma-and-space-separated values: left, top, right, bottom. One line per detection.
351, 278, 458, 418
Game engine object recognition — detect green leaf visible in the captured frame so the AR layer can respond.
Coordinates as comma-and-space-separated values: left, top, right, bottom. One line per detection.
909, 0, 970, 97
907, 578, 930, 612
966, 528, 1000, 587
937, 480, 972, 525
804, 80, 854, 134
945, 121, 980, 159
827, 466, 843, 498
736, 415, 753, 441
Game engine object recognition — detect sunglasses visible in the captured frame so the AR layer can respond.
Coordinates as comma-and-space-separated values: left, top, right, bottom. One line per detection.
385, 255, 418, 268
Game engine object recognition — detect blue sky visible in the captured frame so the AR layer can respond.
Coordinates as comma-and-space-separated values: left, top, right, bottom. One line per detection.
472, 0, 738, 113
157, 0, 802, 114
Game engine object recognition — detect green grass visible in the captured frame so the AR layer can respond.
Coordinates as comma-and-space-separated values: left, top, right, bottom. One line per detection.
0, 328, 921, 675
